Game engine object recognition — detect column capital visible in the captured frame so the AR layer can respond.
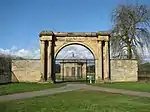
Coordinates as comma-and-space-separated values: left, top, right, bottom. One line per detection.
98, 35, 109, 41
104, 41, 109, 46
98, 40, 102, 44
48, 40, 52, 44
40, 35, 53, 41
40, 40, 45, 44
104, 40, 109, 42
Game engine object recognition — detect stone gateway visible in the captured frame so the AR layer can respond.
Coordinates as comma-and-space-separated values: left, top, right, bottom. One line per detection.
39, 31, 137, 83
9, 31, 138, 83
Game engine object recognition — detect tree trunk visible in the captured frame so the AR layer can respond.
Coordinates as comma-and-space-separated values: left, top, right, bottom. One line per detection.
127, 44, 132, 59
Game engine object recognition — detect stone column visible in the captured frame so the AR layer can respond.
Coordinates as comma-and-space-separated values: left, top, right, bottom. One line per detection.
104, 41, 110, 80
47, 41, 52, 82
40, 40, 45, 81
95, 41, 103, 82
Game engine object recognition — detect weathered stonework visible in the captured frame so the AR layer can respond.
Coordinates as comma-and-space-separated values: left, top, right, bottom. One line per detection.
110, 59, 138, 82
40, 31, 110, 83
11, 60, 41, 82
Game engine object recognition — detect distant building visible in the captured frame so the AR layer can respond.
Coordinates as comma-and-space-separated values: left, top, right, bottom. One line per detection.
59, 53, 87, 80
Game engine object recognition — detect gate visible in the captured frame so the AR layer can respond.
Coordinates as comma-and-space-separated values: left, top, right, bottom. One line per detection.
55, 59, 95, 83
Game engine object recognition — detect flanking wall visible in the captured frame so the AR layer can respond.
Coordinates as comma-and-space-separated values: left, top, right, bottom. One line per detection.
12, 59, 41, 82
10, 59, 138, 83
110, 59, 138, 82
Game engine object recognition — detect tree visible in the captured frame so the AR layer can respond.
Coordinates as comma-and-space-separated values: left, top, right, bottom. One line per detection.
111, 4, 150, 62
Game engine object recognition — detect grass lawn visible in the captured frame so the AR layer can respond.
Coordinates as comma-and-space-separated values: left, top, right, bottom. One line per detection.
91, 82, 150, 92
0, 90, 150, 112
0, 82, 65, 96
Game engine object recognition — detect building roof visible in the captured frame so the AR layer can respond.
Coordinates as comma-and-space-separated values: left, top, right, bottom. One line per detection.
59, 52, 87, 63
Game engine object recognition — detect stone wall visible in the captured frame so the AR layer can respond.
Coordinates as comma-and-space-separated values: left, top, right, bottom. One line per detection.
110, 59, 138, 82
11, 59, 138, 83
12, 60, 41, 82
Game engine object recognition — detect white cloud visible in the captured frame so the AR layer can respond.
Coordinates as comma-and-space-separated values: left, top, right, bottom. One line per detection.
14, 49, 28, 57
0, 48, 11, 55
0, 47, 40, 59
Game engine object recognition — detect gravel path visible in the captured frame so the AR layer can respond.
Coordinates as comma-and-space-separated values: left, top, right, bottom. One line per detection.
0, 84, 150, 102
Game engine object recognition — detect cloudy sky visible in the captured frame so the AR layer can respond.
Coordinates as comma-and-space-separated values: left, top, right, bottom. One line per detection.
0, 0, 150, 60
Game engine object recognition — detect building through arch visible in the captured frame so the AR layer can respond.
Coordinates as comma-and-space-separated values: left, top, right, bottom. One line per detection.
56, 52, 88, 81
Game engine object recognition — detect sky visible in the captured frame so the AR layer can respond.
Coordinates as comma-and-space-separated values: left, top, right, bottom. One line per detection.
0, 0, 150, 59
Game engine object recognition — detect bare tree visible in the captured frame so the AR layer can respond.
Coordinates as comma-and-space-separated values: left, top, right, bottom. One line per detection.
111, 4, 150, 62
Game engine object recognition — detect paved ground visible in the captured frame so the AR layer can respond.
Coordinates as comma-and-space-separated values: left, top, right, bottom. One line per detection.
0, 84, 150, 102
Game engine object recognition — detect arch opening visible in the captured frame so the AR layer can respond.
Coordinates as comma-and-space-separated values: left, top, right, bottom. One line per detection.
54, 44, 95, 83
55, 43, 96, 60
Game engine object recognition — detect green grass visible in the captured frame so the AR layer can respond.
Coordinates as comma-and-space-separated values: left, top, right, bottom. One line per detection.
0, 82, 65, 95
0, 90, 150, 112
91, 82, 150, 92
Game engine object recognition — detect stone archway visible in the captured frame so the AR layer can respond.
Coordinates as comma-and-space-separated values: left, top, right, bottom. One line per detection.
39, 31, 110, 83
